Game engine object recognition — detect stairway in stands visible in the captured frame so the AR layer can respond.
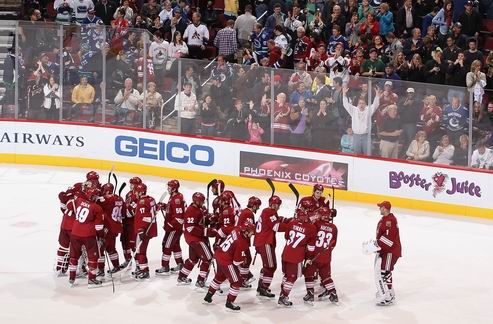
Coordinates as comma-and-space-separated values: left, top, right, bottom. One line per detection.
0, 0, 20, 103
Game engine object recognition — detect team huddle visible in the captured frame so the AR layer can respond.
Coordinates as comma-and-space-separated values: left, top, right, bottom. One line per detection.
54, 171, 401, 310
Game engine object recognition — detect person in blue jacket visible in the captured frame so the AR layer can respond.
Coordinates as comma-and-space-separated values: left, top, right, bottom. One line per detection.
377, 3, 394, 37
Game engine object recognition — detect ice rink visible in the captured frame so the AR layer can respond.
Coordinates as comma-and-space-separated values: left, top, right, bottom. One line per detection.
1, 164, 492, 324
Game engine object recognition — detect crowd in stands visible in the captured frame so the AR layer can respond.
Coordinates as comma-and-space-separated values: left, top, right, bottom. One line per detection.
2, 0, 493, 169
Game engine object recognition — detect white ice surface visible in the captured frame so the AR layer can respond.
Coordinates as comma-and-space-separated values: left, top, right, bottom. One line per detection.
0, 164, 492, 324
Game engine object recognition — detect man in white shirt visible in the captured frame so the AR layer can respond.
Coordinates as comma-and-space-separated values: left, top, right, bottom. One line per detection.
149, 31, 169, 89
183, 12, 209, 60
471, 141, 493, 169
174, 82, 198, 135
159, 0, 173, 25
342, 86, 383, 155
114, 78, 141, 124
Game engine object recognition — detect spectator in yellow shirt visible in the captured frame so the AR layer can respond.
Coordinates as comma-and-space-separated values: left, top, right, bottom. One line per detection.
71, 76, 95, 106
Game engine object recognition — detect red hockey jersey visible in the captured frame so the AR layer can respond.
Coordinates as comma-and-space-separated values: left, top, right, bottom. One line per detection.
214, 228, 250, 267
281, 219, 317, 263
312, 219, 338, 262
164, 192, 185, 232
253, 207, 284, 247
69, 197, 104, 238
99, 194, 125, 235
134, 196, 158, 238
183, 204, 208, 244
376, 213, 402, 257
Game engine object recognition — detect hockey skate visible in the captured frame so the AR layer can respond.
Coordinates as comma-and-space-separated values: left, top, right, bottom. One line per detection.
244, 272, 255, 285
203, 292, 213, 304
195, 280, 208, 290
258, 286, 275, 298
88, 278, 103, 288
107, 266, 121, 275
119, 259, 131, 270
241, 281, 252, 289
225, 301, 241, 311
278, 295, 293, 307
135, 271, 150, 281
68, 279, 76, 288
170, 264, 183, 273
96, 269, 106, 281
303, 291, 314, 306
155, 266, 171, 276
55, 269, 67, 277
177, 276, 192, 285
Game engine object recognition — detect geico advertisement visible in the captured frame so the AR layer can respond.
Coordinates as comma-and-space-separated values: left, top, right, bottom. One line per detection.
352, 158, 492, 209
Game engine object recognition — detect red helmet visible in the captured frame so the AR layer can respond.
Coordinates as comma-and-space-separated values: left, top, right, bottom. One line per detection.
102, 183, 114, 194
313, 184, 324, 192
247, 196, 262, 208
269, 195, 282, 206
167, 179, 180, 191
300, 199, 314, 210
86, 171, 99, 181
192, 192, 206, 205
317, 207, 332, 221
239, 219, 255, 235
295, 208, 310, 223
129, 177, 142, 186
73, 182, 83, 193
219, 192, 232, 205
212, 180, 225, 193
134, 183, 147, 195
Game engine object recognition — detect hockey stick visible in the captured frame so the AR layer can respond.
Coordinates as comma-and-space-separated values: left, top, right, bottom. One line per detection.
118, 182, 127, 197
288, 183, 300, 208
112, 173, 118, 194
206, 179, 217, 213
107, 165, 115, 184
331, 185, 335, 208
104, 251, 115, 293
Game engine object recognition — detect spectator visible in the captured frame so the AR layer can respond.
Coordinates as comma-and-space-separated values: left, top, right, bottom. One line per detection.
141, 0, 161, 21
308, 9, 325, 37
248, 115, 265, 143
419, 95, 443, 139
345, 11, 361, 49
133, 14, 148, 29
235, 4, 257, 47
251, 23, 270, 62
288, 61, 313, 91
214, 20, 238, 63
432, 1, 454, 41
326, 4, 347, 37
327, 25, 349, 55
446, 51, 467, 103
158, 0, 173, 25
458, 1, 482, 38
383, 63, 401, 81
403, 28, 423, 60
228, 99, 248, 141
273, 92, 291, 145
443, 36, 461, 64
113, 0, 134, 21
140, 81, 163, 129
342, 85, 382, 155
464, 38, 484, 68
385, 32, 403, 63
311, 99, 339, 151
424, 48, 447, 85
81, 8, 101, 25
114, 78, 140, 123
406, 130, 431, 161
148, 15, 165, 35
72, 0, 95, 23
289, 98, 309, 146
359, 12, 380, 38
200, 95, 217, 137
442, 95, 469, 144
340, 127, 354, 153
378, 104, 403, 158
148, 31, 169, 88
358, 0, 375, 22
265, 3, 286, 32
377, 3, 394, 37
421, 6, 439, 38
326, 42, 350, 82
449, 22, 467, 50
396, 0, 417, 37
95, 0, 115, 26
361, 48, 385, 78
471, 140, 493, 168
167, 31, 188, 70
399, 87, 421, 149
373, 35, 388, 62
432, 135, 455, 165
174, 82, 198, 135
284, 3, 306, 38
454, 134, 470, 166
407, 53, 426, 82
293, 27, 312, 64
163, 7, 188, 40
110, 9, 130, 53
54, 0, 74, 24
466, 60, 487, 104
43, 75, 61, 120
289, 82, 312, 105
393, 51, 409, 79
184, 12, 209, 60
71, 76, 95, 107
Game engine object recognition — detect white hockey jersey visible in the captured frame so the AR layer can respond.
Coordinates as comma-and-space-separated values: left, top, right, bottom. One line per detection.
183, 23, 209, 47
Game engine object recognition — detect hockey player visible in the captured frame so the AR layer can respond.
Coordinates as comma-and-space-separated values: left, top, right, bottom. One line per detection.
177, 192, 217, 287
278, 209, 317, 307
215, 192, 237, 246
253, 195, 287, 298
236, 196, 261, 287
156, 179, 185, 276
55, 182, 83, 275
97, 183, 125, 274
203, 220, 256, 311
133, 183, 158, 280
299, 184, 330, 212
120, 176, 142, 268
86, 171, 101, 188
210, 179, 225, 216
363, 201, 402, 306
67, 181, 105, 287
303, 207, 339, 305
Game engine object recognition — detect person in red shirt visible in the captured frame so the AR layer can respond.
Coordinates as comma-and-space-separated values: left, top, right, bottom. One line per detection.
177, 192, 217, 287
67, 181, 105, 287
278, 209, 317, 307
236, 196, 261, 287
97, 183, 125, 274
203, 220, 256, 311
363, 201, 402, 306
55, 182, 83, 276
215, 192, 237, 246
253, 195, 288, 298
120, 176, 142, 269
156, 179, 186, 276
303, 207, 339, 305
133, 183, 158, 280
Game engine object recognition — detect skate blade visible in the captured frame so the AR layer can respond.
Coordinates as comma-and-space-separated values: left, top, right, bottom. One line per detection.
277, 303, 293, 308
87, 284, 104, 289
304, 300, 314, 306
225, 307, 241, 313
176, 281, 192, 286
202, 300, 213, 305
155, 272, 171, 277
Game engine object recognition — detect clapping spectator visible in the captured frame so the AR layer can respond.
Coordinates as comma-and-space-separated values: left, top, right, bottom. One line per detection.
407, 53, 425, 82
114, 0, 134, 21
406, 130, 431, 161
359, 12, 380, 38
174, 82, 198, 135
466, 60, 487, 104
140, 81, 163, 129
433, 135, 455, 165
43, 75, 61, 120
378, 105, 403, 158
114, 78, 140, 124
358, 0, 375, 22
200, 95, 218, 137
424, 48, 447, 85
341, 127, 354, 153
377, 3, 394, 37
419, 95, 442, 139
454, 134, 470, 166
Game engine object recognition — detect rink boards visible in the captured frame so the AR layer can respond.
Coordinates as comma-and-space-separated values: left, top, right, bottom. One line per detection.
0, 120, 492, 219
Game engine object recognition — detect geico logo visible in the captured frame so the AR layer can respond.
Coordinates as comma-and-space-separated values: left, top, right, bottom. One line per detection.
115, 135, 214, 166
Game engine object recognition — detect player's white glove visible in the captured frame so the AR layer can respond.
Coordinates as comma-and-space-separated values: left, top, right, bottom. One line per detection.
362, 239, 381, 255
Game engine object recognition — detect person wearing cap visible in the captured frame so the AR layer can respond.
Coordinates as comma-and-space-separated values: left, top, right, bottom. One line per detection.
378, 104, 402, 158
82, 8, 101, 25
383, 63, 401, 81
163, 6, 188, 38
449, 22, 467, 50
398, 87, 421, 150
458, 1, 482, 38
362, 201, 401, 306
361, 48, 385, 77
71, 0, 95, 24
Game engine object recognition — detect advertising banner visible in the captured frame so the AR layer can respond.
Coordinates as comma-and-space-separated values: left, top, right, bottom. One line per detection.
239, 151, 349, 189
